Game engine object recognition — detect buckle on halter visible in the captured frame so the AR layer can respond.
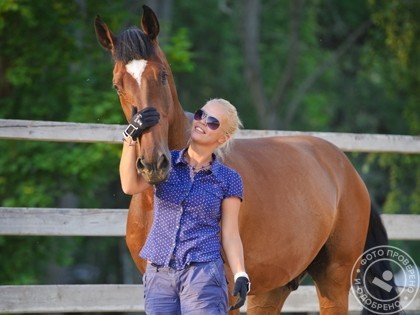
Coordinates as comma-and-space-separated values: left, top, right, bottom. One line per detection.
123, 124, 138, 138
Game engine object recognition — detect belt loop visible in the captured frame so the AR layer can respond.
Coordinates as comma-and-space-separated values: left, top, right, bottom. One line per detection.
151, 262, 160, 272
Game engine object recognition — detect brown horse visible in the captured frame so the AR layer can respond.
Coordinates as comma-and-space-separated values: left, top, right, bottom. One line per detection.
95, 5, 397, 314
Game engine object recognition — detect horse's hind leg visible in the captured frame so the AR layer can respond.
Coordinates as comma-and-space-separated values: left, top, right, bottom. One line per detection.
308, 254, 354, 314
308, 210, 369, 314
307, 162, 371, 314
246, 286, 292, 315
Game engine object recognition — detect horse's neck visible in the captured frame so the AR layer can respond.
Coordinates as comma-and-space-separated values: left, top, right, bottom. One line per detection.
168, 103, 191, 150
156, 47, 191, 150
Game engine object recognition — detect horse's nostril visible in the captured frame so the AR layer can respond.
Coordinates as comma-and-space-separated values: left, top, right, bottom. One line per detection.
158, 154, 170, 170
136, 157, 145, 171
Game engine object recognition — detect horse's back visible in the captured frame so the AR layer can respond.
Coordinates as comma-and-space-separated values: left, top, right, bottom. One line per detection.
228, 135, 349, 214
224, 135, 369, 292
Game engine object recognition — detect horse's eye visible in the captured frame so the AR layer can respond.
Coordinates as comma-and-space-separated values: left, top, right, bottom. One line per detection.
113, 84, 121, 95
161, 70, 168, 84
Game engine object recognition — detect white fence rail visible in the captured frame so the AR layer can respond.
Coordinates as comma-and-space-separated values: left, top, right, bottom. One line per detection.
0, 207, 419, 240
0, 119, 419, 313
1, 284, 419, 313
1, 118, 419, 153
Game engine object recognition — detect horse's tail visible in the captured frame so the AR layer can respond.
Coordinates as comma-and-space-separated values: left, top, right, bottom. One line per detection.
358, 207, 401, 314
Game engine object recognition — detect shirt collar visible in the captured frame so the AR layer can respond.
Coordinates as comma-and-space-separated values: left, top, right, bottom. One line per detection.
174, 148, 189, 166
174, 148, 222, 175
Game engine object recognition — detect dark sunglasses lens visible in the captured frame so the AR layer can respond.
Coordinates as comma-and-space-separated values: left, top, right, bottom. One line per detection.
206, 117, 220, 130
194, 109, 204, 121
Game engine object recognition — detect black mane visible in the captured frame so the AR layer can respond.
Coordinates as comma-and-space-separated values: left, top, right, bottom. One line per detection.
114, 27, 154, 63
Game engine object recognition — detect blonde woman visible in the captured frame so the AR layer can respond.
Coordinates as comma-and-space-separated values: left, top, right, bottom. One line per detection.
120, 98, 249, 314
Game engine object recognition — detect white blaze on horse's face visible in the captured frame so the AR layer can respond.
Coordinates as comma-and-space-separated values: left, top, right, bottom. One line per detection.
125, 59, 148, 87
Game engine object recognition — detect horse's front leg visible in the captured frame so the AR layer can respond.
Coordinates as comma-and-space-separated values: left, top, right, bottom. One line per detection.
125, 189, 154, 273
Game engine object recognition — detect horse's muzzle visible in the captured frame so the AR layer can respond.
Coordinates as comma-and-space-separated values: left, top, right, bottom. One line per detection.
136, 153, 170, 184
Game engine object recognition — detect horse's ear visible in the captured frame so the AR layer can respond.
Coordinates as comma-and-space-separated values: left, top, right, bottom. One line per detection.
94, 15, 116, 52
141, 5, 160, 41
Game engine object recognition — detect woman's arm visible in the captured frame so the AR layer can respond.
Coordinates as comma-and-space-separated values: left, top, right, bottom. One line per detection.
221, 196, 249, 310
119, 139, 151, 195
221, 196, 246, 276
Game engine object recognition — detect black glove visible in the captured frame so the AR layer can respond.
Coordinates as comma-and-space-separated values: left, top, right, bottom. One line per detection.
123, 107, 160, 140
229, 276, 250, 311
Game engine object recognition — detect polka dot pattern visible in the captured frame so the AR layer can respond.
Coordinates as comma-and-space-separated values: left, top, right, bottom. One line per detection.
140, 148, 243, 270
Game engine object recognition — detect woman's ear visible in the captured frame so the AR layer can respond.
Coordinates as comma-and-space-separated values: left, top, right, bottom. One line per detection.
218, 133, 231, 145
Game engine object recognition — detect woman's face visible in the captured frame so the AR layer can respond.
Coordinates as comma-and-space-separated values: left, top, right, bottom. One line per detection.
191, 101, 229, 147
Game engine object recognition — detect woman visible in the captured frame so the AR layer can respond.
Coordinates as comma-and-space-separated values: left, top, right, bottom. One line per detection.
120, 98, 249, 314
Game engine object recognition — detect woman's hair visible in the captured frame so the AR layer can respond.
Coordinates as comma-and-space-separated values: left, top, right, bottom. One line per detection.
208, 98, 243, 160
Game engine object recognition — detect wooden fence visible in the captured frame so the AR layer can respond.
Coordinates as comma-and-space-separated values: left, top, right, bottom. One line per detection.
1, 119, 419, 153
0, 119, 419, 313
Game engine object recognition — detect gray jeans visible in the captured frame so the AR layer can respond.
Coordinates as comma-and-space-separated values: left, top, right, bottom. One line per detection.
143, 258, 228, 314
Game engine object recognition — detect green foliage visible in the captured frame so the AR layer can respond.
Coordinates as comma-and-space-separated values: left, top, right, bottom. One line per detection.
0, 236, 78, 284
170, 0, 247, 114
164, 27, 195, 73
377, 154, 420, 214
0, 141, 121, 208
369, 0, 418, 71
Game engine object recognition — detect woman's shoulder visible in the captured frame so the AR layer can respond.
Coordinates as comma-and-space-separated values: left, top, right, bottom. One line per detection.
213, 160, 242, 181
212, 161, 244, 198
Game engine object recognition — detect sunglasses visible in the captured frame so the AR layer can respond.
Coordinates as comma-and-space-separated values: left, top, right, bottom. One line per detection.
193, 109, 221, 130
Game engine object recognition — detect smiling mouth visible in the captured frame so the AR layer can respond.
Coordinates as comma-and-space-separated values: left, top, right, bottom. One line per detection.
194, 125, 205, 134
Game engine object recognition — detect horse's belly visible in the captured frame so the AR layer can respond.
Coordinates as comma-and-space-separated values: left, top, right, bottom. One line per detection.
239, 172, 337, 286
228, 136, 346, 292
240, 192, 334, 291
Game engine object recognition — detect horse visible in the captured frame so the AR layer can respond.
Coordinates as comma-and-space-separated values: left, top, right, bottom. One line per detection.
95, 5, 397, 314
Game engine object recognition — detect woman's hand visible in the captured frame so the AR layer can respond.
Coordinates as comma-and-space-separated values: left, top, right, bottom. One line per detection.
123, 107, 160, 140
230, 274, 250, 310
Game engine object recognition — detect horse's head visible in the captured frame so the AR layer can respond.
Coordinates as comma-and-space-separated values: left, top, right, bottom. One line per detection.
95, 5, 187, 184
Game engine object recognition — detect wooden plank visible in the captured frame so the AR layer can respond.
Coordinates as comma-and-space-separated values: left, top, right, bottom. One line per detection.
283, 285, 420, 313
1, 119, 419, 153
382, 214, 420, 240
0, 285, 418, 313
0, 285, 143, 313
0, 208, 418, 240
239, 129, 420, 154
0, 119, 123, 144
0, 208, 127, 236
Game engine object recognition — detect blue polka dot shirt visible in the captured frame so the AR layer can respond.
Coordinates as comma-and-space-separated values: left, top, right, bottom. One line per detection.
140, 148, 243, 270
